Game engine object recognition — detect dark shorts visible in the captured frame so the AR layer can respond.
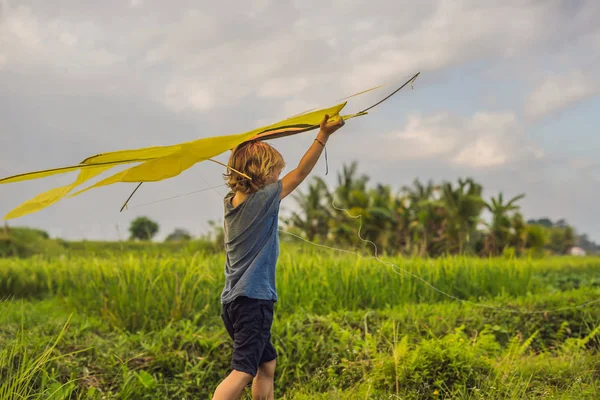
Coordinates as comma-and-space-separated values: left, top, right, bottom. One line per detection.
221, 296, 277, 377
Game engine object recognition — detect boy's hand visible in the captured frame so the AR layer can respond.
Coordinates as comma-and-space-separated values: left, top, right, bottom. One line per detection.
319, 114, 345, 136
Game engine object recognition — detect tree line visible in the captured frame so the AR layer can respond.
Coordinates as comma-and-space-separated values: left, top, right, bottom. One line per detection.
282, 161, 597, 257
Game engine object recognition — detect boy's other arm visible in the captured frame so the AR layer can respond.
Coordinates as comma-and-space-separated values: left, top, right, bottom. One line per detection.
280, 114, 344, 200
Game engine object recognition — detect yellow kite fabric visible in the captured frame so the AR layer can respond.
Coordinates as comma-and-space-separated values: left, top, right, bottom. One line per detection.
1, 103, 348, 220
1, 72, 420, 220
70, 103, 353, 197
3, 165, 114, 220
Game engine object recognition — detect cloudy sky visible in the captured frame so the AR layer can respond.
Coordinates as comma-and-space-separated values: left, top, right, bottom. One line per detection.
1, 0, 599, 242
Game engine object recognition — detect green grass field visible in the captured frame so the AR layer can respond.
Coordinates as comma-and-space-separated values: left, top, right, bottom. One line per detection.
1, 245, 599, 399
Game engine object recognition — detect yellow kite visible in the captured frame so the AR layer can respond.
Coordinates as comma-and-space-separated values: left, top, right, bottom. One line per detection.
0, 73, 419, 220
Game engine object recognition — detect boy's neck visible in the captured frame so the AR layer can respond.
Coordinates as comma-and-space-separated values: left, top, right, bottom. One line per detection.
231, 191, 248, 208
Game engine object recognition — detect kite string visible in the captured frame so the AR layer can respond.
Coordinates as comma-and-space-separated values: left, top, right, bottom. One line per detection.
195, 181, 599, 314
127, 179, 599, 314
278, 199, 600, 314
126, 184, 229, 209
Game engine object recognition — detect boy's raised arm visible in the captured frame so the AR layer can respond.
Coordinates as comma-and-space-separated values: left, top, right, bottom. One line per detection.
280, 114, 344, 200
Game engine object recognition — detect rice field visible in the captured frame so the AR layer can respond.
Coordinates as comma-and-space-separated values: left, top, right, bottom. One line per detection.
1, 244, 599, 399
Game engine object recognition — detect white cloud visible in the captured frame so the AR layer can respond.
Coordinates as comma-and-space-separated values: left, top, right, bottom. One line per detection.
569, 157, 598, 171
4, 0, 594, 119
0, 4, 118, 73
257, 77, 309, 99
342, 0, 563, 92
453, 139, 508, 168
524, 70, 599, 120
59, 31, 78, 47
345, 112, 543, 169
393, 114, 461, 159
162, 79, 215, 112
1, 5, 42, 49
451, 113, 544, 168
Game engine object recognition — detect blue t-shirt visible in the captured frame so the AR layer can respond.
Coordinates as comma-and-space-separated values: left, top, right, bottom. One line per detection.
220, 180, 282, 304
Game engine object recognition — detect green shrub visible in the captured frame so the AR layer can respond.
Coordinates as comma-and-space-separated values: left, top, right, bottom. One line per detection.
0, 227, 64, 258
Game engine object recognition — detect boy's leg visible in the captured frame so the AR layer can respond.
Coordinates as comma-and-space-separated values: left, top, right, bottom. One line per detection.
215, 302, 254, 399
216, 297, 273, 398
252, 359, 276, 400
252, 319, 277, 400
213, 369, 253, 400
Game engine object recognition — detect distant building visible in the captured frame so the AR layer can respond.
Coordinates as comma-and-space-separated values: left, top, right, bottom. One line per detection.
568, 246, 586, 256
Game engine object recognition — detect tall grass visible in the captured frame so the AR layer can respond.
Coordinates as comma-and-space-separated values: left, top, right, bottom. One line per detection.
0, 248, 599, 398
0, 311, 79, 400
1, 247, 599, 331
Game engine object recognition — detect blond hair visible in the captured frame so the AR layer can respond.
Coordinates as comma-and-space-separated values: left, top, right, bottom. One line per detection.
224, 140, 285, 194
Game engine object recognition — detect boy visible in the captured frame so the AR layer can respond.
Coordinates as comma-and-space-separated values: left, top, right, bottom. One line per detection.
213, 114, 344, 400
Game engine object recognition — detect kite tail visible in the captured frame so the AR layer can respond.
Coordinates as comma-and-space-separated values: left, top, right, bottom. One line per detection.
3, 165, 114, 220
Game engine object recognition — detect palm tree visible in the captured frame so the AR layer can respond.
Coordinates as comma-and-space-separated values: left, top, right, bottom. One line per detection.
334, 161, 369, 204
388, 192, 412, 254
440, 178, 485, 254
362, 184, 396, 252
285, 177, 332, 242
401, 179, 443, 256
484, 192, 525, 255
330, 161, 371, 246
509, 212, 527, 255
402, 179, 436, 205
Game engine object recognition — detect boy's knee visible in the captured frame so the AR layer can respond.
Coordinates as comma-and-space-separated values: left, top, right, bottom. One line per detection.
232, 369, 254, 384
256, 359, 276, 380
